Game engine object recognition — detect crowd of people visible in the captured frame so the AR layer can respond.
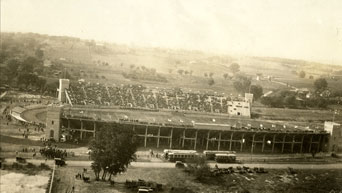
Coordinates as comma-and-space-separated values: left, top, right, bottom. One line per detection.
39, 146, 68, 159
66, 82, 242, 114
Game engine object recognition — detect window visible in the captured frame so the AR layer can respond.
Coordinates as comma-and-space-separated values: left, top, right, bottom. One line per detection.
51, 121, 54, 125
237, 112, 241, 116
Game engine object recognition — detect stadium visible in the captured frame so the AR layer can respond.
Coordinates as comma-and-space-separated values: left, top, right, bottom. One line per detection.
45, 79, 340, 154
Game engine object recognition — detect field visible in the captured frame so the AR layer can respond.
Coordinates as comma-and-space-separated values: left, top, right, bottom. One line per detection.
28, 32, 341, 96
53, 166, 342, 193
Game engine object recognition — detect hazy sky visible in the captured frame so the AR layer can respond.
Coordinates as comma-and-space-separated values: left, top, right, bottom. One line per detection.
2, 0, 342, 64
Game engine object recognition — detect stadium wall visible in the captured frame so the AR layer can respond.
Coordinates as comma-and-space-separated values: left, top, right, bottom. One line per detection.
46, 105, 330, 154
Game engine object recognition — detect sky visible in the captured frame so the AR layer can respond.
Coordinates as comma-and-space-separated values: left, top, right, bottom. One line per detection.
1, 0, 342, 65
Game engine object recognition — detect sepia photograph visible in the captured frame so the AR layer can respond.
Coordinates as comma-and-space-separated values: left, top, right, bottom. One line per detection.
0, 0, 342, 192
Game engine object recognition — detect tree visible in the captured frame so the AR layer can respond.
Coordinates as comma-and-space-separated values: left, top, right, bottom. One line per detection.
229, 63, 240, 74
209, 72, 214, 78
6, 59, 21, 79
185, 156, 211, 182
299, 71, 306, 78
36, 77, 47, 91
204, 73, 208, 77
233, 75, 251, 93
250, 85, 263, 100
44, 80, 59, 95
223, 73, 228, 80
35, 48, 44, 59
89, 124, 138, 181
20, 56, 41, 73
17, 73, 38, 87
314, 78, 328, 91
208, 78, 215, 86
284, 95, 297, 107
177, 69, 184, 75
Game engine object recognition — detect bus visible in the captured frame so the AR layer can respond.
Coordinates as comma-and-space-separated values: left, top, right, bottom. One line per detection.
163, 149, 197, 154
214, 153, 236, 163
163, 149, 197, 159
167, 152, 199, 162
203, 150, 236, 160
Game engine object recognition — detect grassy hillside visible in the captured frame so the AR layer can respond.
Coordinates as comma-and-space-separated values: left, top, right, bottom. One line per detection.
2, 32, 342, 95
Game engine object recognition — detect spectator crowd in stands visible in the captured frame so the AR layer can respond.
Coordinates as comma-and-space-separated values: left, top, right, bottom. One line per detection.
66, 82, 246, 114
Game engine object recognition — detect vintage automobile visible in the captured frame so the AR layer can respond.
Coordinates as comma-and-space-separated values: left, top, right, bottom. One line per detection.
54, 158, 66, 166
175, 161, 185, 168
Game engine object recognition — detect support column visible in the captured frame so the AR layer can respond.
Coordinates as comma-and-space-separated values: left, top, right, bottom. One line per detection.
218, 132, 222, 150
144, 126, 148, 148
291, 135, 295, 153
93, 122, 96, 137
229, 132, 233, 150
281, 135, 286, 153
261, 134, 266, 153
206, 131, 210, 150
80, 120, 83, 140
68, 119, 70, 130
240, 133, 245, 152
157, 127, 161, 148
321, 135, 325, 152
182, 130, 186, 148
194, 130, 198, 150
169, 128, 173, 149
300, 135, 304, 153
309, 135, 313, 153
251, 134, 255, 153
272, 134, 276, 153
317, 135, 322, 152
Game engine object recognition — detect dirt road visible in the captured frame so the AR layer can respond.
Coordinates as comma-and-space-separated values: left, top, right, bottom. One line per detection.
4, 159, 342, 169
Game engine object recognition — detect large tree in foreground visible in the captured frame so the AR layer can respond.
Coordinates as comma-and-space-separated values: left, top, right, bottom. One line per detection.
89, 124, 138, 181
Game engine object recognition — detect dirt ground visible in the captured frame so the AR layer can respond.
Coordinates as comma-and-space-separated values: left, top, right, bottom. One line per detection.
53, 166, 342, 193
0, 169, 51, 193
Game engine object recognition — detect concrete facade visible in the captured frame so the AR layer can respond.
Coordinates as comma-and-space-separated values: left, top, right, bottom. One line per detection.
324, 121, 342, 152
58, 79, 70, 103
227, 100, 251, 118
45, 105, 62, 141
46, 105, 329, 154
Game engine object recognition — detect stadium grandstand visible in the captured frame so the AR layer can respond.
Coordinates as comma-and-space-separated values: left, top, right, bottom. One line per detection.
45, 79, 342, 154
60, 79, 251, 117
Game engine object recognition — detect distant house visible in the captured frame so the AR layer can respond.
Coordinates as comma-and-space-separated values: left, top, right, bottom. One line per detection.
297, 88, 311, 99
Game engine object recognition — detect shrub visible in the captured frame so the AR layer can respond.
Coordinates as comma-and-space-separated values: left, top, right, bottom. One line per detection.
39, 163, 50, 170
